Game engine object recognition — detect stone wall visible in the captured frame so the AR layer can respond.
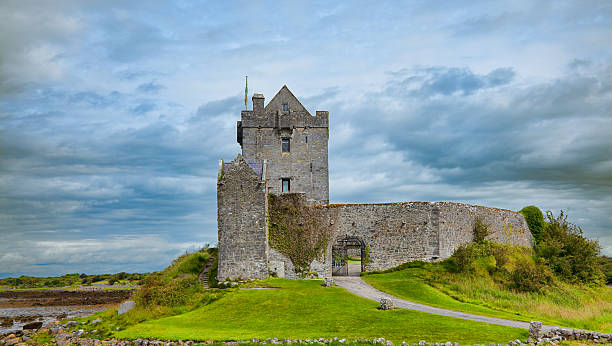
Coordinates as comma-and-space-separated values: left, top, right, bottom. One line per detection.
217, 155, 269, 281
325, 203, 441, 271
437, 203, 532, 258
325, 202, 531, 273
265, 198, 532, 279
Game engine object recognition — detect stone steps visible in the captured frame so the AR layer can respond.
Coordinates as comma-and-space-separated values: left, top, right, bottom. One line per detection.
198, 256, 216, 289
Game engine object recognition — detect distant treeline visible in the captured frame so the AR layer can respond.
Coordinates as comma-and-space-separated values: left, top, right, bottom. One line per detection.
0, 272, 151, 288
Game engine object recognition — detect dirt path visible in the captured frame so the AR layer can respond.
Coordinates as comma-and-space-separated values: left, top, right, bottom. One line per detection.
334, 276, 557, 332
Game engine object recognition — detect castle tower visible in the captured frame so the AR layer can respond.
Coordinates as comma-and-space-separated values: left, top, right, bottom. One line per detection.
237, 85, 329, 204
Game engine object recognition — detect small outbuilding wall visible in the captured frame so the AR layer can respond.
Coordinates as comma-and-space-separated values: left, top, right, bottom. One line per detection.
217, 155, 269, 281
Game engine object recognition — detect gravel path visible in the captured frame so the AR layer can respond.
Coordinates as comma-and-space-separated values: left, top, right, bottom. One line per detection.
334, 276, 556, 332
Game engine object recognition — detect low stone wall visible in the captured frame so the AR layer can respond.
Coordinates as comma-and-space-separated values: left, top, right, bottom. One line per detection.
529, 321, 612, 344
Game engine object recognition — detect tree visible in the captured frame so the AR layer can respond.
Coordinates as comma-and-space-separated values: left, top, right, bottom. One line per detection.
536, 210, 604, 285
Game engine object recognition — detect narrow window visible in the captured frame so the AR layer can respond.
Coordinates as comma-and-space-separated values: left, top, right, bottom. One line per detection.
310, 162, 313, 172
282, 178, 290, 192
282, 103, 289, 113
281, 137, 290, 152
305, 135, 308, 143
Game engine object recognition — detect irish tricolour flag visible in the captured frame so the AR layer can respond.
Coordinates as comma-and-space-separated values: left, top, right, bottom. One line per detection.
244, 76, 248, 108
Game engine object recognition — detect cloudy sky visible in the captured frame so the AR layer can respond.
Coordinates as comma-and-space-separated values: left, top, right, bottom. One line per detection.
1, 1, 611, 278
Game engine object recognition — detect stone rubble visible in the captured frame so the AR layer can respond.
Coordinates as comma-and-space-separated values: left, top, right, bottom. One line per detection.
379, 298, 394, 310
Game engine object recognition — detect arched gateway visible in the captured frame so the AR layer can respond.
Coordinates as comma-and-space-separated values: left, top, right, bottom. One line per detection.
332, 236, 366, 276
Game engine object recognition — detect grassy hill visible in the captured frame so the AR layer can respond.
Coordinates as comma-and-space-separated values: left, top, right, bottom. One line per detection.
69, 248, 527, 344
104, 278, 526, 344
362, 249, 612, 333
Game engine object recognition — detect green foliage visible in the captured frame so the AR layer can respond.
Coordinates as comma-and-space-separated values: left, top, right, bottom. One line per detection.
473, 216, 490, 243
438, 241, 552, 293
31, 331, 54, 344
207, 247, 219, 288
363, 245, 370, 270
0, 271, 150, 289
450, 210, 604, 288
598, 256, 612, 284
536, 210, 604, 285
510, 259, 553, 292
176, 252, 210, 275
267, 194, 333, 272
136, 250, 214, 309
520, 206, 545, 245
137, 274, 203, 307
450, 242, 496, 273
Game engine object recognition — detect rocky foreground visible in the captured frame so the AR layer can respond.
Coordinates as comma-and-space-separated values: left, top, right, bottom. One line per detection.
2, 320, 612, 346
0, 289, 133, 334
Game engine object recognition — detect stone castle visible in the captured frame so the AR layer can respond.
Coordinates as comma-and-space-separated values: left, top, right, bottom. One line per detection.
217, 86, 532, 281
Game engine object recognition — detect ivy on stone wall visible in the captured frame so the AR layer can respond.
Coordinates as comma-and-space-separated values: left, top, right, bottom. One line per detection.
267, 193, 333, 272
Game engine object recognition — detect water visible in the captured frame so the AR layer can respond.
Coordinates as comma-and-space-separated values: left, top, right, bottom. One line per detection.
0, 305, 104, 335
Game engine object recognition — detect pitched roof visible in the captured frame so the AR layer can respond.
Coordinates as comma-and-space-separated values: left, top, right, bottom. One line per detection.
264, 85, 311, 116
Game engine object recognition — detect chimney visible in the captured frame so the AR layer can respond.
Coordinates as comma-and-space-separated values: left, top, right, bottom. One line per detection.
252, 93, 264, 112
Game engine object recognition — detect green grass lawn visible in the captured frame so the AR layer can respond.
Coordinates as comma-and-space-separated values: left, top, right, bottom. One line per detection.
362, 267, 612, 333
114, 278, 526, 343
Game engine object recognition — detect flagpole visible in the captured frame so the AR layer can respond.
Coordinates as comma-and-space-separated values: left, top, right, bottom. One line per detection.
244, 75, 248, 110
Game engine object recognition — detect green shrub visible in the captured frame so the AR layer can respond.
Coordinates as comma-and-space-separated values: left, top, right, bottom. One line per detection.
537, 210, 604, 285
520, 206, 545, 245
451, 242, 494, 273
452, 244, 477, 272
473, 217, 490, 243
598, 256, 612, 285
510, 259, 553, 292
470, 255, 497, 276
137, 274, 203, 308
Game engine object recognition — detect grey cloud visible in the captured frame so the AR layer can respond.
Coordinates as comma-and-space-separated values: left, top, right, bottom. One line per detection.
69, 91, 119, 108
137, 81, 165, 93
132, 102, 156, 115
398, 67, 516, 97
327, 62, 611, 253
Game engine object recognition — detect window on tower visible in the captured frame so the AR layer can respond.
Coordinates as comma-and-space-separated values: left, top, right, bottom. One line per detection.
281, 137, 290, 152
282, 103, 289, 113
282, 178, 290, 192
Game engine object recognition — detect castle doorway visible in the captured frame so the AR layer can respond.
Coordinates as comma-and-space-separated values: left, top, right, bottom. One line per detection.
332, 236, 366, 276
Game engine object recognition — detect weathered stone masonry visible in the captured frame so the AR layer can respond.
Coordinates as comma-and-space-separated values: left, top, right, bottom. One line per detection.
216, 155, 269, 281
265, 194, 531, 279
217, 86, 533, 281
